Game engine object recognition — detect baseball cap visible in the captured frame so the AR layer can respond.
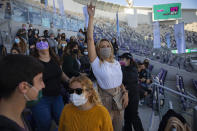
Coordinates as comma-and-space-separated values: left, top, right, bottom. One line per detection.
119, 53, 133, 59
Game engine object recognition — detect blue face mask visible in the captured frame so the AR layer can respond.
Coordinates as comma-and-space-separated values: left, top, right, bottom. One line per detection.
15, 38, 20, 44
80, 38, 84, 41
62, 44, 67, 47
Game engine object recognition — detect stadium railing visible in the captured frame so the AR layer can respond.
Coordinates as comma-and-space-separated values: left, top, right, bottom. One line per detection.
149, 79, 197, 131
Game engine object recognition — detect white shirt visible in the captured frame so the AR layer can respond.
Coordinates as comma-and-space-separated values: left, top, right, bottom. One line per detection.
91, 57, 123, 89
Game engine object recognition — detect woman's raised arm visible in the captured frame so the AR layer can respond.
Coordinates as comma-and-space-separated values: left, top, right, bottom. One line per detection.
87, 3, 97, 63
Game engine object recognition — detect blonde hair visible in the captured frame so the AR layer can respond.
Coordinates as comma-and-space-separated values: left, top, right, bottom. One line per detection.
96, 39, 114, 63
69, 76, 102, 105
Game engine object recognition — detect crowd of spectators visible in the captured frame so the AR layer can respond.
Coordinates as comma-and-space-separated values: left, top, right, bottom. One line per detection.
0, 1, 194, 131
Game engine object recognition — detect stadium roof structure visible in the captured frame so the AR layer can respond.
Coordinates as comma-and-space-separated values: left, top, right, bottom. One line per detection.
73, 0, 197, 12
73, 0, 135, 12
98, 0, 129, 6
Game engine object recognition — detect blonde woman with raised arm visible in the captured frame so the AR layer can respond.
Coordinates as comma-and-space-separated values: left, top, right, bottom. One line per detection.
87, 3, 129, 131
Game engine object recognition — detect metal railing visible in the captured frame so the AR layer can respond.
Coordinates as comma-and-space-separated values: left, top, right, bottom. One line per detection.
149, 80, 197, 131
151, 82, 197, 103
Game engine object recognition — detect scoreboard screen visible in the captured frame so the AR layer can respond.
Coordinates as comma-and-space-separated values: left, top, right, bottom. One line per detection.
153, 3, 182, 21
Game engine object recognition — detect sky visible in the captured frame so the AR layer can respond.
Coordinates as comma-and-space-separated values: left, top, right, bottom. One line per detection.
101, 0, 197, 9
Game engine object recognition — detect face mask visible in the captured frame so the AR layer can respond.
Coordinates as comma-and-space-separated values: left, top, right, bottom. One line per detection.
24, 86, 39, 101
26, 91, 42, 107
62, 44, 67, 47
112, 40, 115, 43
23, 27, 26, 30
36, 41, 49, 50
35, 30, 38, 34
30, 48, 35, 54
100, 48, 111, 59
80, 38, 84, 41
144, 62, 149, 67
70, 93, 88, 107
119, 61, 126, 66
84, 51, 88, 55
84, 45, 87, 48
15, 38, 20, 44
30, 27, 33, 29
73, 49, 78, 54
51, 37, 55, 39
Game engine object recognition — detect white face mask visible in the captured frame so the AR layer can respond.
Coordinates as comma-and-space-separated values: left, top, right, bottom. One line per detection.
84, 52, 88, 55
24, 86, 39, 101
70, 93, 88, 107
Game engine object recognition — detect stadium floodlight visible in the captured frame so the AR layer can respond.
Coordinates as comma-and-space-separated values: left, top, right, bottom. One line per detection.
126, 0, 133, 7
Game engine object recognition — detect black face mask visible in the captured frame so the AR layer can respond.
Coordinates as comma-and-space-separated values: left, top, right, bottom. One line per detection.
61, 36, 66, 40
44, 33, 48, 37
30, 48, 35, 54
73, 49, 78, 54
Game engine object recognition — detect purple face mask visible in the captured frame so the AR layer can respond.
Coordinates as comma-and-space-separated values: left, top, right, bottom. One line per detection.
36, 41, 49, 50
119, 61, 126, 66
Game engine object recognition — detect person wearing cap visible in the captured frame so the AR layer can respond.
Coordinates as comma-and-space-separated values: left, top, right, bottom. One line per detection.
31, 37, 70, 131
120, 53, 144, 131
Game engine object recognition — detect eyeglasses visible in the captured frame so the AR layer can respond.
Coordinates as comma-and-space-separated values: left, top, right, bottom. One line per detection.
68, 88, 88, 95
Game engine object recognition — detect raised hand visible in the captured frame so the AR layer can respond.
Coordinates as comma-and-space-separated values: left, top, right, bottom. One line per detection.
87, 3, 95, 17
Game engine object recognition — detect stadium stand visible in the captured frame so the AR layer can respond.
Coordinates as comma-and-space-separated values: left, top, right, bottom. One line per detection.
0, 0, 197, 130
